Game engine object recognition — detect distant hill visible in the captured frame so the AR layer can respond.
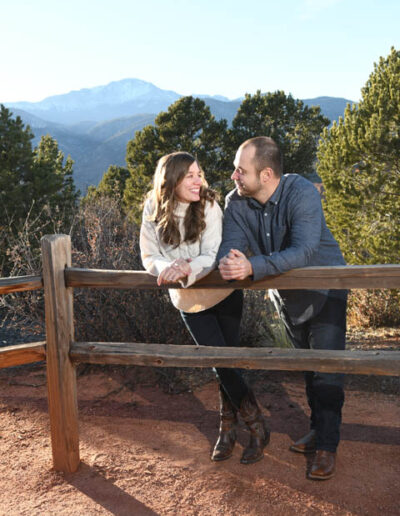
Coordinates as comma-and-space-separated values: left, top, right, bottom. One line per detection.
9, 108, 155, 190
302, 96, 355, 121
3, 79, 355, 191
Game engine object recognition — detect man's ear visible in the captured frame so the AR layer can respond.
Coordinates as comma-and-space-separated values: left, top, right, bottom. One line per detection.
260, 167, 274, 182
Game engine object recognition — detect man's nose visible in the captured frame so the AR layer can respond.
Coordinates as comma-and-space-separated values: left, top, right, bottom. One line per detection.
231, 169, 239, 180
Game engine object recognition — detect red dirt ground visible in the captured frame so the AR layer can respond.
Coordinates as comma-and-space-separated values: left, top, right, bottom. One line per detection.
0, 360, 399, 516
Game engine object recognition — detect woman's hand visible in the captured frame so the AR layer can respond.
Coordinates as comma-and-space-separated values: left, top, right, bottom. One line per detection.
157, 258, 192, 286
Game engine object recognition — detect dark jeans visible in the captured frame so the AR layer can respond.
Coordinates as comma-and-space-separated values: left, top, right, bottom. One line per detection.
180, 290, 248, 409
280, 290, 348, 452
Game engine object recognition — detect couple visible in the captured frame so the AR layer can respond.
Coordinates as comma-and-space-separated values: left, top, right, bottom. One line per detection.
139, 136, 347, 481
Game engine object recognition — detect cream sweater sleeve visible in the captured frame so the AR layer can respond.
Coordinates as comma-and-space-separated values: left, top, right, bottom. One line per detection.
182, 201, 223, 287
139, 199, 171, 276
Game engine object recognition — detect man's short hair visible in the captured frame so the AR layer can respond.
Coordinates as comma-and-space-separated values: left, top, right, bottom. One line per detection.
240, 136, 283, 177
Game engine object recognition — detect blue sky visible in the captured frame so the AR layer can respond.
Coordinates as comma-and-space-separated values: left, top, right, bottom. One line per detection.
1, 0, 399, 103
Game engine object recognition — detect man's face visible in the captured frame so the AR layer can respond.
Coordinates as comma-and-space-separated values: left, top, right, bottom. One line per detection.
231, 144, 262, 197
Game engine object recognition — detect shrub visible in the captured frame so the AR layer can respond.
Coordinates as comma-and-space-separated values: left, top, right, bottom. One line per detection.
347, 289, 400, 329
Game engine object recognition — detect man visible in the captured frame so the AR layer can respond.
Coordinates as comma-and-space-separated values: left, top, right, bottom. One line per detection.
217, 136, 347, 481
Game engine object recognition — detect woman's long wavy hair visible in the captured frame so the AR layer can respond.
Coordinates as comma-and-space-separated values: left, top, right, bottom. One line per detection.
147, 152, 217, 247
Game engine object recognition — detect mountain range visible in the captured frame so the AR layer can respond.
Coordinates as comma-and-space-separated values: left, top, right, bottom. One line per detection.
3, 79, 355, 191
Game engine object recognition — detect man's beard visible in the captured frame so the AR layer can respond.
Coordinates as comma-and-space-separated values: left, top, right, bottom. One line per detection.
235, 180, 261, 198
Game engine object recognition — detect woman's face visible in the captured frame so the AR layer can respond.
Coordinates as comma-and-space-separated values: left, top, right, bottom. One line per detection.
174, 161, 203, 203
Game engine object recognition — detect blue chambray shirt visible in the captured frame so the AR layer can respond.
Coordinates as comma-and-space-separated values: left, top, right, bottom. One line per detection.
216, 174, 346, 324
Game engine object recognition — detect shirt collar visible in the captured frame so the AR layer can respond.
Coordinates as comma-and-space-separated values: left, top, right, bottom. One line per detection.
268, 175, 285, 205
247, 175, 285, 210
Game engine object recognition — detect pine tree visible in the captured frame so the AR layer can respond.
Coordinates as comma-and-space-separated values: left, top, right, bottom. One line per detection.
228, 90, 329, 178
30, 135, 78, 225
0, 105, 34, 227
317, 47, 400, 264
0, 106, 79, 273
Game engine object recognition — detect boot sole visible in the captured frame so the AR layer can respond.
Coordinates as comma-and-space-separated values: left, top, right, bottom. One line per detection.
240, 453, 264, 465
307, 471, 335, 480
211, 452, 233, 462
289, 445, 316, 454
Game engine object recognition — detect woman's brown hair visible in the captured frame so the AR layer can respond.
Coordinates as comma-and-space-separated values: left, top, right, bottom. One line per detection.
147, 152, 216, 247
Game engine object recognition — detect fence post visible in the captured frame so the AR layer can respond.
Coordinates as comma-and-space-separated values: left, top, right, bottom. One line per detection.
41, 234, 80, 473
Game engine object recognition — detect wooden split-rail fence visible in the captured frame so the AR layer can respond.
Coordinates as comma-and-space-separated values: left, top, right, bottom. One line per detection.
1, 234, 400, 473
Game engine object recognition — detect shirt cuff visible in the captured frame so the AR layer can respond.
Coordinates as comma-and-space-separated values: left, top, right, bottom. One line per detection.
248, 255, 269, 281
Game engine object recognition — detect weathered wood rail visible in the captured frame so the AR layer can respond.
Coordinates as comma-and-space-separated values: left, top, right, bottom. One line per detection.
70, 342, 400, 376
0, 275, 46, 367
0, 342, 46, 368
0, 274, 43, 294
1, 234, 400, 473
65, 263, 400, 290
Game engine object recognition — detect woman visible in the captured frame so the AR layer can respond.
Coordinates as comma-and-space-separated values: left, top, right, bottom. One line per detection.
140, 151, 269, 464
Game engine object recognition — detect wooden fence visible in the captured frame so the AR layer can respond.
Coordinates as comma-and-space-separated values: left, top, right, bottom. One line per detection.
1, 234, 400, 473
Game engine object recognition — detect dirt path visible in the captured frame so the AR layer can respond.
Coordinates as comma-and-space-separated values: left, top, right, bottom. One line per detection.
0, 364, 399, 516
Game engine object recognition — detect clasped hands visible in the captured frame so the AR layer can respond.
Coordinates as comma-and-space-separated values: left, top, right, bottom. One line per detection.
157, 249, 252, 285
157, 258, 192, 286
218, 249, 253, 281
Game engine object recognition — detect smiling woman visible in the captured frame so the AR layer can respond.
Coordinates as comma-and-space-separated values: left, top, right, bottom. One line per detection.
139, 151, 270, 465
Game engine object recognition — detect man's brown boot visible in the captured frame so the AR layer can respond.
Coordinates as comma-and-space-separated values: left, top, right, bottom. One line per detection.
289, 429, 316, 454
238, 390, 270, 464
308, 450, 336, 480
211, 387, 237, 461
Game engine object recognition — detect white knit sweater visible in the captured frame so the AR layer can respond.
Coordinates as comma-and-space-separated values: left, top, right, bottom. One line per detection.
140, 198, 232, 313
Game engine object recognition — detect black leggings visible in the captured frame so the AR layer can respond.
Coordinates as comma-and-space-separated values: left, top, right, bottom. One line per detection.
180, 290, 248, 408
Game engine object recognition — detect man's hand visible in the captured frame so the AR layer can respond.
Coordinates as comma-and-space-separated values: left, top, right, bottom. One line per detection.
157, 258, 192, 286
218, 249, 253, 280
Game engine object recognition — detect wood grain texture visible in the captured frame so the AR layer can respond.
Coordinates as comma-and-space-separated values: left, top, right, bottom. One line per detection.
65, 264, 400, 290
41, 235, 80, 473
0, 342, 46, 368
70, 342, 400, 376
0, 275, 43, 294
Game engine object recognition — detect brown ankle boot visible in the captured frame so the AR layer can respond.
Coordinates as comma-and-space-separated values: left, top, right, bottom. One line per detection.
289, 429, 316, 454
211, 387, 237, 462
239, 390, 270, 464
308, 450, 336, 480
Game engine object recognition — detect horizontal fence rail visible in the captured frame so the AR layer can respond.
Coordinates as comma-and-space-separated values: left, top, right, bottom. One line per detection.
65, 265, 400, 290
70, 342, 400, 376
0, 275, 43, 295
0, 342, 46, 368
